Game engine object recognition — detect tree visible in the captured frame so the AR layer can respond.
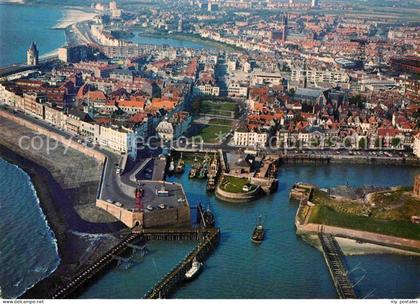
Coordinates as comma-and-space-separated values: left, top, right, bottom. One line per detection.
375, 137, 383, 148
358, 137, 367, 150
349, 94, 366, 109
391, 137, 401, 148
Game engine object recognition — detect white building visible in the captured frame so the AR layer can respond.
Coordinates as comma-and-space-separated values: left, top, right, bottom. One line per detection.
413, 134, 420, 158
96, 125, 138, 159
193, 84, 220, 96
291, 69, 349, 87
0, 83, 24, 108
251, 71, 283, 87
233, 129, 268, 147
228, 82, 248, 98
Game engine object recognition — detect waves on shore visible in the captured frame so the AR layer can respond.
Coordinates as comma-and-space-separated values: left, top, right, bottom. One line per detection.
53, 8, 97, 29
0, 158, 60, 299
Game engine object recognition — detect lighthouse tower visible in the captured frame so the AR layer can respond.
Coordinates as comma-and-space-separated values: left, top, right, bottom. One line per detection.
27, 42, 39, 66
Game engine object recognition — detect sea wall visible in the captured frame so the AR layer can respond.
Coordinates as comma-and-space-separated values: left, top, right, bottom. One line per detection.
296, 222, 420, 252
0, 110, 105, 162
96, 199, 191, 228
96, 199, 143, 228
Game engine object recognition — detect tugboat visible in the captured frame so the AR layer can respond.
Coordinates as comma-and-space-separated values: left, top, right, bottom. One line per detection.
206, 177, 216, 192
175, 158, 185, 174
203, 207, 215, 227
251, 215, 264, 244
185, 257, 203, 280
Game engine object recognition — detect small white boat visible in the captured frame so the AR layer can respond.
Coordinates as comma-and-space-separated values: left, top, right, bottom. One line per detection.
168, 161, 175, 172
185, 258, 203, 280
158, 203, 166, 209
146, 205, 153, 211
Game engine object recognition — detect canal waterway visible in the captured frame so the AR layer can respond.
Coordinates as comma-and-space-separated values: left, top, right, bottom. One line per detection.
80, 163, 420, 299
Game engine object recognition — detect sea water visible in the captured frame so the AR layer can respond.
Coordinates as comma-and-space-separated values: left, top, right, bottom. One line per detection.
0, 158, 60, 298
81, 163, 420, 299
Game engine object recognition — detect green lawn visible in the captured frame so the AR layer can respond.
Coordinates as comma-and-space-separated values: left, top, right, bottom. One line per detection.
196, 125, 231, 143
309, 205, 420, 241
209, 118, 233, 126
221, 176, 255, 193
200, 100, 238, 117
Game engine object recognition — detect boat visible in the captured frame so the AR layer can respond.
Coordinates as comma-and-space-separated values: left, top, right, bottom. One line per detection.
175, 159, 185, 174
251, 216, 264, 244
168, 160, 175, 173
203, 207, 215, 227
206, 177, 216, 192
158, 203, 166, 209
146, 205, 153, 211
198, 162, 208, 179
189, 168, 197, 178
189, 157, 200, 178
185, 257, 203, 280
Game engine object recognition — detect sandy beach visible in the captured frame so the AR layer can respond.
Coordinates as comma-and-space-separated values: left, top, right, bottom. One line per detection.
53, 8, 97, 30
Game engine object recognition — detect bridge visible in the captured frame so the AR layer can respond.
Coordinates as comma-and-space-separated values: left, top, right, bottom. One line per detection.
52, 233, 143, 299
318, 231, 356, 299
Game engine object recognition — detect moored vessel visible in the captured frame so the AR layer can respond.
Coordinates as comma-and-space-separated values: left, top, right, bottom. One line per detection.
251, 215, 264, 244
168, 160, 175, 173
185, 257, 203, 280
175, 153, 185, 174
203, 207, 215, 227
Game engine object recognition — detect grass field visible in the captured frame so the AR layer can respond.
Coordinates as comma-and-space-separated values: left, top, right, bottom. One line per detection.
209, 118, 233, 126
220, 176, 253, 193
309, 205, 420, 241
200, 100, 238, 118
196, 125, 231, 143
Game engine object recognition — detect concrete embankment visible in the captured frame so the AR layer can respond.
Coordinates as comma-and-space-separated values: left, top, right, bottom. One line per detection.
0, 112, 126, 299
296, 222, 420, 254
215, 183, 261, 203
281, 154, 420, 166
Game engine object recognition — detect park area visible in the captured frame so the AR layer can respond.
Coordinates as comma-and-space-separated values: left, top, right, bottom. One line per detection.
188, 98, 239, 143
194, 99, 238, 118
307, 187, 420, 241
220, 176, 256, 193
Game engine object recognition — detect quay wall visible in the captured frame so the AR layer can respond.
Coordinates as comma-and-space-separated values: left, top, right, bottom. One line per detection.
215, 183, 261, 203
296, 222, 420, 252
281, 154, 420, 166
96, 199, 143, 228
96, 199, 191, 229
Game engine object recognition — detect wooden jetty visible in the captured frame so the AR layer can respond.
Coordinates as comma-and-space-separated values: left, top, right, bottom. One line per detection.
52, 233, 143, 299
143, 227, 220, 299
318, 231, 357, 299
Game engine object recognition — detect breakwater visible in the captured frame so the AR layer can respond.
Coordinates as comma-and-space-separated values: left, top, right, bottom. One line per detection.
143, 228, 220, 299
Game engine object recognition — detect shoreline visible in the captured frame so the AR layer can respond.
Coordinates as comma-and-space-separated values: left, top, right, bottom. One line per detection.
53, 7, 97, 30
0, 157, 60, 299
300, 233, 420, 256
0, 143, 125, 299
